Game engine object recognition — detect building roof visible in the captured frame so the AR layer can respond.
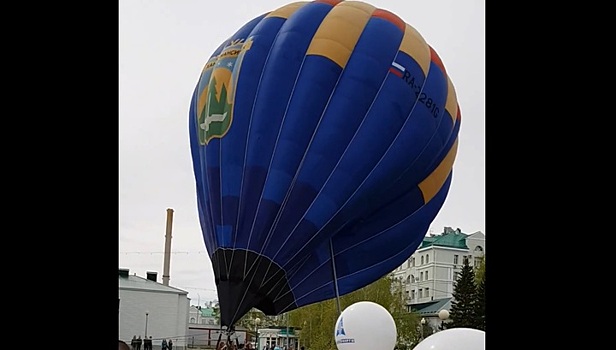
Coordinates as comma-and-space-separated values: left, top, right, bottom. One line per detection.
200, 307, 214, 317
410, 298, 451, 316
420, 227, 469, 249
119, 268, 188, 294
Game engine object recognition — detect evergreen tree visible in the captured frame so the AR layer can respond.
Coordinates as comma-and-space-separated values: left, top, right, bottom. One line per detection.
474, 272, 485, 331
449, 258, 477, 328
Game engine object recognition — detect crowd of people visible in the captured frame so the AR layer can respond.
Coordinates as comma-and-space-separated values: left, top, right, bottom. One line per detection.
215, 341, 305, 350
125, 335, 306, 350
121, 338, 307, 350
129, 335, 173, 350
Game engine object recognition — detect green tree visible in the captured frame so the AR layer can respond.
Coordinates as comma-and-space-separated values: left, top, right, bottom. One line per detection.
284, 274, 419, 350
389, 279, 420, 349
474, 255, 485, 285
236, 308, 267, 330
474, 271, 485, 331
212, 302, 220, 324
285, 297, 338, 350
449, 258, 477, 328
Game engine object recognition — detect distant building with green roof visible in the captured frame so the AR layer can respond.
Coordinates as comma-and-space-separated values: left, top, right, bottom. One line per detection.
390, 227, 485, 331
189, 305, 217, 325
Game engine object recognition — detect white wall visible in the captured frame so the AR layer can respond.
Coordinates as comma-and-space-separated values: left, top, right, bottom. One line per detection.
466, 231, 486, 266
119, 289, 190, 346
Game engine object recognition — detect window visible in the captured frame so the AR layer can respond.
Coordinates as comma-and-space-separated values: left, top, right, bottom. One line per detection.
407, 259, 411, 268
419, 289, 423, 298
463, 255, 469, 264
412, 257, 415, 266
190, 317, 196, 323
474, 257, 483, 267
411, 290, 416, 299
406, 276, 411, 284
420, 272, 424, 281
425, 287, 429, 297
421, 256, 424, 265
405, 290, 409, 298
454, 255, 459, 264
426, 254, 429, 263
425, 271, 429, 280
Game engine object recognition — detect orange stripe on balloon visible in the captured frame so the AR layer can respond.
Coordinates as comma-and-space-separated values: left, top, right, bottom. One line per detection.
429, 46, 447, 76
372, 9, 405, 32
314, 0, 342, 6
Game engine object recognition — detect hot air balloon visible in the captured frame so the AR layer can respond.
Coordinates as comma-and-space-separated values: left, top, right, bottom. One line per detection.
189, 0, 461, 333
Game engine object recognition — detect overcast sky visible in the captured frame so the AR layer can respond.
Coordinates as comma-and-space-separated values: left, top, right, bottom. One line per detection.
119, 0, 484, 306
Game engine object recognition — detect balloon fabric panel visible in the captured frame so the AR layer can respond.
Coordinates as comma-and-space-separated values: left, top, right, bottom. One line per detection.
285, 172, 453, 308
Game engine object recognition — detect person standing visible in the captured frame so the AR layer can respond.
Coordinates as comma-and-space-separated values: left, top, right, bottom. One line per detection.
162, 338, 168, 350
136, 336, 142, 350
143, 336, 152, 350
168, 339, 173, 350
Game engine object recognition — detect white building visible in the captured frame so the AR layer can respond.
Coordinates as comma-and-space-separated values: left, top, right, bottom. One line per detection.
257, 327, 300, 350
119, 268, 190, 348
189, 305, 217, 326
391, 227, 485, 329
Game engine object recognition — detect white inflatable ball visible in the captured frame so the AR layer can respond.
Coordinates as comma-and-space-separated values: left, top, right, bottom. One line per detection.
414, 327, 485, 350
334, 301, 397, 350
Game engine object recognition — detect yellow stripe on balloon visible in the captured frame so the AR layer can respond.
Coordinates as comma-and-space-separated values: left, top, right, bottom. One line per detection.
306, 1, 375, 68
419, 138, 458, 203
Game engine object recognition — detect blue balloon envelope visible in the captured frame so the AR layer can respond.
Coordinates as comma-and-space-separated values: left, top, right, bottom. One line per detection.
189, 0, 461, 327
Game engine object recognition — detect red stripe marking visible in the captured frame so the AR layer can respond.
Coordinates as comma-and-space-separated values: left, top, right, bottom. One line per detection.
389, 67, 403, 77
372, 9, 405, 32
429, 46, 447, 76
314, 0, 343, 6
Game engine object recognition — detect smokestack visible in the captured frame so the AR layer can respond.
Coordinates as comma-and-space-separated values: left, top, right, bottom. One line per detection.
162, 208, 174, 286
